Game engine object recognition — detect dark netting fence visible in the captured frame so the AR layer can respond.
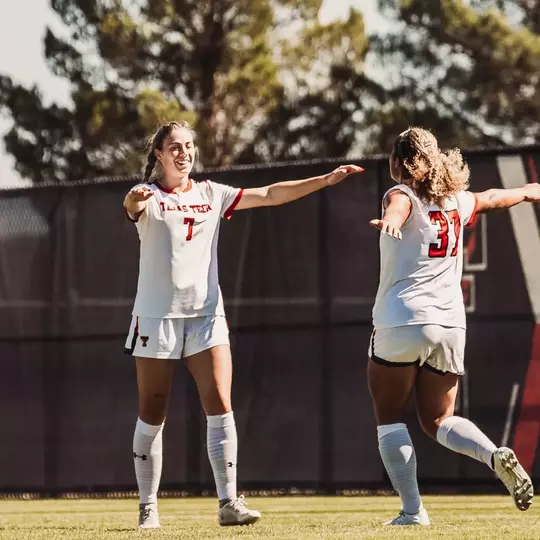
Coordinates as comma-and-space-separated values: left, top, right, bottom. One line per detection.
0, 149, 539, 494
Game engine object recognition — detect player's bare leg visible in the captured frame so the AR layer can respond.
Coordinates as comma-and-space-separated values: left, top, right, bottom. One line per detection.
137, 357, 176, 424
416, 369, 496, 472
134, 357, 175, 528
367, 359, 429, 525
185, 345, 232, 416
415, 368, 460, 439
416, 367, 533, 511
186, 345, 261, 526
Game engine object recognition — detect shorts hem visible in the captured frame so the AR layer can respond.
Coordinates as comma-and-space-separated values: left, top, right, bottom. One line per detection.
128, 350, 182, 360
183, 340, 230, 358
422, 363, 465, 377
131, 313, 227, 320
373, 323, 466, 330
370, 354, 419, 368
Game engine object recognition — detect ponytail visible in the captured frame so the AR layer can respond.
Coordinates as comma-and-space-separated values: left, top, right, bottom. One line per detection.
143, 151, 157, 183
393, 127, 470, 207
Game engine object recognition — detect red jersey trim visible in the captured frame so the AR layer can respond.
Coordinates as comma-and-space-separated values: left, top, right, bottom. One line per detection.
224, 189, 244, 220
155, 179, 192, 194
466, 193, 480, 228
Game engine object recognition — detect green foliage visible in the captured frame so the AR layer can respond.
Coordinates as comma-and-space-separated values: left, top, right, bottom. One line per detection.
0, 0, 371, 182
370, 0, 540, 152
241, 7, 374, 162
5, 0, 538, 182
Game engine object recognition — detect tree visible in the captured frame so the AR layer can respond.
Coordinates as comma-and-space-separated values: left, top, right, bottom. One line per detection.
367, 0, 540, 152
239, 8, 375, 163
0, 0, 372, 183
471, 0, 540, 33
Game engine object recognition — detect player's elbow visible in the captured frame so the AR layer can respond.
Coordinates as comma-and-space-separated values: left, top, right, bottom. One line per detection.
264, 186, 280, 206
477, 189, 501, 212
486, 189, 501, 206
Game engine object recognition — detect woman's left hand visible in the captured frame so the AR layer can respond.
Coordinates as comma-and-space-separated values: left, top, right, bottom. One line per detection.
325, 165, 364, 186
524, 183, 540, 202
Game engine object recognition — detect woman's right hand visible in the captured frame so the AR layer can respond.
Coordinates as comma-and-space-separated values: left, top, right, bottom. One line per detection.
127, 185, 155, 203
124, 185, 154, 214
369, 219, 403, 240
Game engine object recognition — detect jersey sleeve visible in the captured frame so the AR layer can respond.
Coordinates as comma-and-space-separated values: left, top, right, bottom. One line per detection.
208, 181, 244, 219
456, 191, 479, 226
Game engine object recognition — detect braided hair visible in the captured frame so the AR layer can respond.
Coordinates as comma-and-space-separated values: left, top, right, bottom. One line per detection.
392, 127, 470, 207
142, 121, 197, 183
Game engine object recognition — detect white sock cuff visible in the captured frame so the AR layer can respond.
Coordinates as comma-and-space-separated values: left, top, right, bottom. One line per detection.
377, 423, 407, 441
207, 411, 235, 428
436, 416, 462, 445
136, 418, 164, 437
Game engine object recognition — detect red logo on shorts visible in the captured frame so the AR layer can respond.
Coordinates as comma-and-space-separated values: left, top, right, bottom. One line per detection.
140, 336, 149, 347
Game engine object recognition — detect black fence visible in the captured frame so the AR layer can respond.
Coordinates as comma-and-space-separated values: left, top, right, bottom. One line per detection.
0, 149, 539, 494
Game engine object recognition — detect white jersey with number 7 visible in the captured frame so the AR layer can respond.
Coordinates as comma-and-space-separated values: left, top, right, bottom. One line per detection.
372, 184, 478, 330
128, 179, 243, 319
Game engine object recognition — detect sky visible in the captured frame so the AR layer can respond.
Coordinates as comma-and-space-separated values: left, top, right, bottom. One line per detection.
0, 0, 386, 187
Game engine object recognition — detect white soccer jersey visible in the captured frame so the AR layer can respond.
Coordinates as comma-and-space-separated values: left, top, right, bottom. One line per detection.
372, 184, 478, 330
128, 179, 243, 318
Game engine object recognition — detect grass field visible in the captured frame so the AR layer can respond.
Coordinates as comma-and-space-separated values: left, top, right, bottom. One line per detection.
0, 496, 538, 539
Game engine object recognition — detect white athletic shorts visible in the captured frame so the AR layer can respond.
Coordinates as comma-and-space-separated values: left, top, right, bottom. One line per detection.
124, 315, 230, 359
368, 325, 465, 375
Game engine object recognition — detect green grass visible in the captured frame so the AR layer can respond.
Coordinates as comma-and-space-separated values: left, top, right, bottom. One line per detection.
0, 496, 538, 539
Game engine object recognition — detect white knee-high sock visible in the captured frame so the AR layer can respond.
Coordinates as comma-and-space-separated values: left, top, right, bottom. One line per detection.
207, 411, 238, 502
133, 418, 164, 505
437, 416, 496, 469
378, 423, 422, 515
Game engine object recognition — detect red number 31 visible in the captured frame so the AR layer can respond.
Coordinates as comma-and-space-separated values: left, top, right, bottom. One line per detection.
428, 210, 461, 258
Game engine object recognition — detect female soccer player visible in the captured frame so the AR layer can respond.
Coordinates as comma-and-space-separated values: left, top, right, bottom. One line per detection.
123, 120, 363, 528
369, 127, 539, 526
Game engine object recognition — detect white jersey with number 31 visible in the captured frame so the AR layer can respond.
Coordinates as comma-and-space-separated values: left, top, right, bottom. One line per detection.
129, 179, 243, 319
373, 184, 478, 330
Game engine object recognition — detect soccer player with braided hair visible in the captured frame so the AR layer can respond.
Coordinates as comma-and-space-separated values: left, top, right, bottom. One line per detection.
123, 120, 363, 528
368, 127, 540, 526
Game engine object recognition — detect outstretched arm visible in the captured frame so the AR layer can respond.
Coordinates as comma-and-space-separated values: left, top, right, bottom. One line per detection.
474, 183, 540, 213
369, 191, 412, 240
235, 165, 364, 210
123, 185, 154, 221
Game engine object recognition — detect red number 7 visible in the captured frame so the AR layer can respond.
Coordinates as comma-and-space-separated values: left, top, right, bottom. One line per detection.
184, 217, 194, 241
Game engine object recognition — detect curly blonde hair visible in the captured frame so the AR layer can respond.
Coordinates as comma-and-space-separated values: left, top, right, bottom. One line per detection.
393, 127, 470, 207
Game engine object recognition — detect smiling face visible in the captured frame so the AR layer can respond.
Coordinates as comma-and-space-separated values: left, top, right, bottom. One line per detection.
155, 127, 196, 177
